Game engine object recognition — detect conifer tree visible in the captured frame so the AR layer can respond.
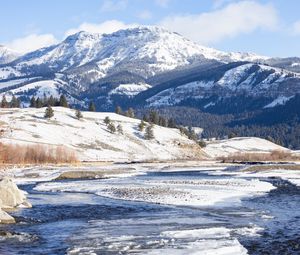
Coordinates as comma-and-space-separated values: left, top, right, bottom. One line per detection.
149, 110, 159, 124
10, 95, 20, 108
188, 127, 198, 141
88, 101, 96, 112
59, 95, 68, 108
44, 106, 54, 119
42, 95, 48, 107
75, 109, 83, 120
117, 124, 123, 134
108, 122, 116, 133
138, 120, 146, 131
145, 124, 154, 140
48, 95, 55, 106
124, 108, 134, 118
16, 98, 21, 108
36, 97, 43, 108
115, 106, 122, 115
179, 126, 189, 137
159, 116, 167, 127
168, 118, 176, 128
30, 96, 37, 108
126, 108, 135, 118
1, 95, 8, 108
104, 116, 111, 125
143, 114, 149, 123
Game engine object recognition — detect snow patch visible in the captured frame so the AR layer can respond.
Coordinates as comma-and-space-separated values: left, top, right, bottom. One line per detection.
204, 137, 289, 158
264, 96, 294, 108
109, 83, 152, 96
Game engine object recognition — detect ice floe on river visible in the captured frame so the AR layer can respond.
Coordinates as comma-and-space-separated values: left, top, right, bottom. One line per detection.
67, 225, 264, 255
34, 175, 275, 208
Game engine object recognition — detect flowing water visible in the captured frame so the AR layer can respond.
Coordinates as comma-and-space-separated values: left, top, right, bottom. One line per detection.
1, 169, 300, 255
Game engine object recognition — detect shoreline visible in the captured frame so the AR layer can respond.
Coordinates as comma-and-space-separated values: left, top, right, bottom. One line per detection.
2, 160, 300, 184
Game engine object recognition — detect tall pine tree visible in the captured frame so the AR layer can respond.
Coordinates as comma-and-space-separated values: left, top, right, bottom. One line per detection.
59, 95, 68, 108
145, 124, 155, 140
48, 95, 55, 106
88, 101, 96, 112
10, 95, 20, 108
1, 95, 8, 108
115, 106, 122, 115
125, 108, 135, 118
30, 96, 37, 108
36, 97, 43, 108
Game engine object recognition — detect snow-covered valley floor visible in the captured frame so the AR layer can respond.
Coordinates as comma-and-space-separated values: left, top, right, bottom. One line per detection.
1, 163, 300, 255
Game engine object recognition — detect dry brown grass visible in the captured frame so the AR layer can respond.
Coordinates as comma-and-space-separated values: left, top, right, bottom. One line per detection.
55, 171, 104, 180
0, 143, 78, 164
219, 150, 300, 163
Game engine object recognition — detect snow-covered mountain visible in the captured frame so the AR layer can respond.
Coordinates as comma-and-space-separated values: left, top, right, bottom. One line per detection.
0, 25, 298, 114
0, 45, 20, 64
0, 26, 267, 80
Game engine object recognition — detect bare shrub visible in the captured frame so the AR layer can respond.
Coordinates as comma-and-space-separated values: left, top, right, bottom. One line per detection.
219, 150, 300, 163
0, 143, 78, 164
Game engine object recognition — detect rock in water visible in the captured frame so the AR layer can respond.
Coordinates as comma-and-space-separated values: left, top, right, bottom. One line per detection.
0, 177, 32, 224
0, 177, 31, 209
0, 209, 15, 224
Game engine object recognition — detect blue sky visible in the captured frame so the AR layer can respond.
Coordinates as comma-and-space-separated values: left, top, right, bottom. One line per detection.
1, 0, 300, 57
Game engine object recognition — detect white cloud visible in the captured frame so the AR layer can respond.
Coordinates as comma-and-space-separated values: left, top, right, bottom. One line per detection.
137, 10, 152, 20
100, 0, 127, 12
4, 20, 139, 53
212, 0, 237, 8
64, 20, 138, 37
155, 0, 170, 8
159, 1, 278, 45
291, 20, 300, 35
6, 34, 58, 53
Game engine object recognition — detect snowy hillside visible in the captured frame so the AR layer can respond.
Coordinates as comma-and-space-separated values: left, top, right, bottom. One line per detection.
145, 62, 300, 109
203, 137, 289, 158
0, 45, 20, 64
0, 79, 82, 107
0, 107, 203, 162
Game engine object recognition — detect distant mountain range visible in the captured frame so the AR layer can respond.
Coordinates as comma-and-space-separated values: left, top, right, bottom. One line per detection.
1, 26, 300, 148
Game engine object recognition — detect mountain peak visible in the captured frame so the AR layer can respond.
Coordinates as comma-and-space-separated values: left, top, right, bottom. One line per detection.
64, 31, 102, 43
107, 25, 168, 35
0, 45, 20, 64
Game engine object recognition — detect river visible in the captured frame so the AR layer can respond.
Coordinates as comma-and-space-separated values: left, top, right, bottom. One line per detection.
1, 166, 300, 254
